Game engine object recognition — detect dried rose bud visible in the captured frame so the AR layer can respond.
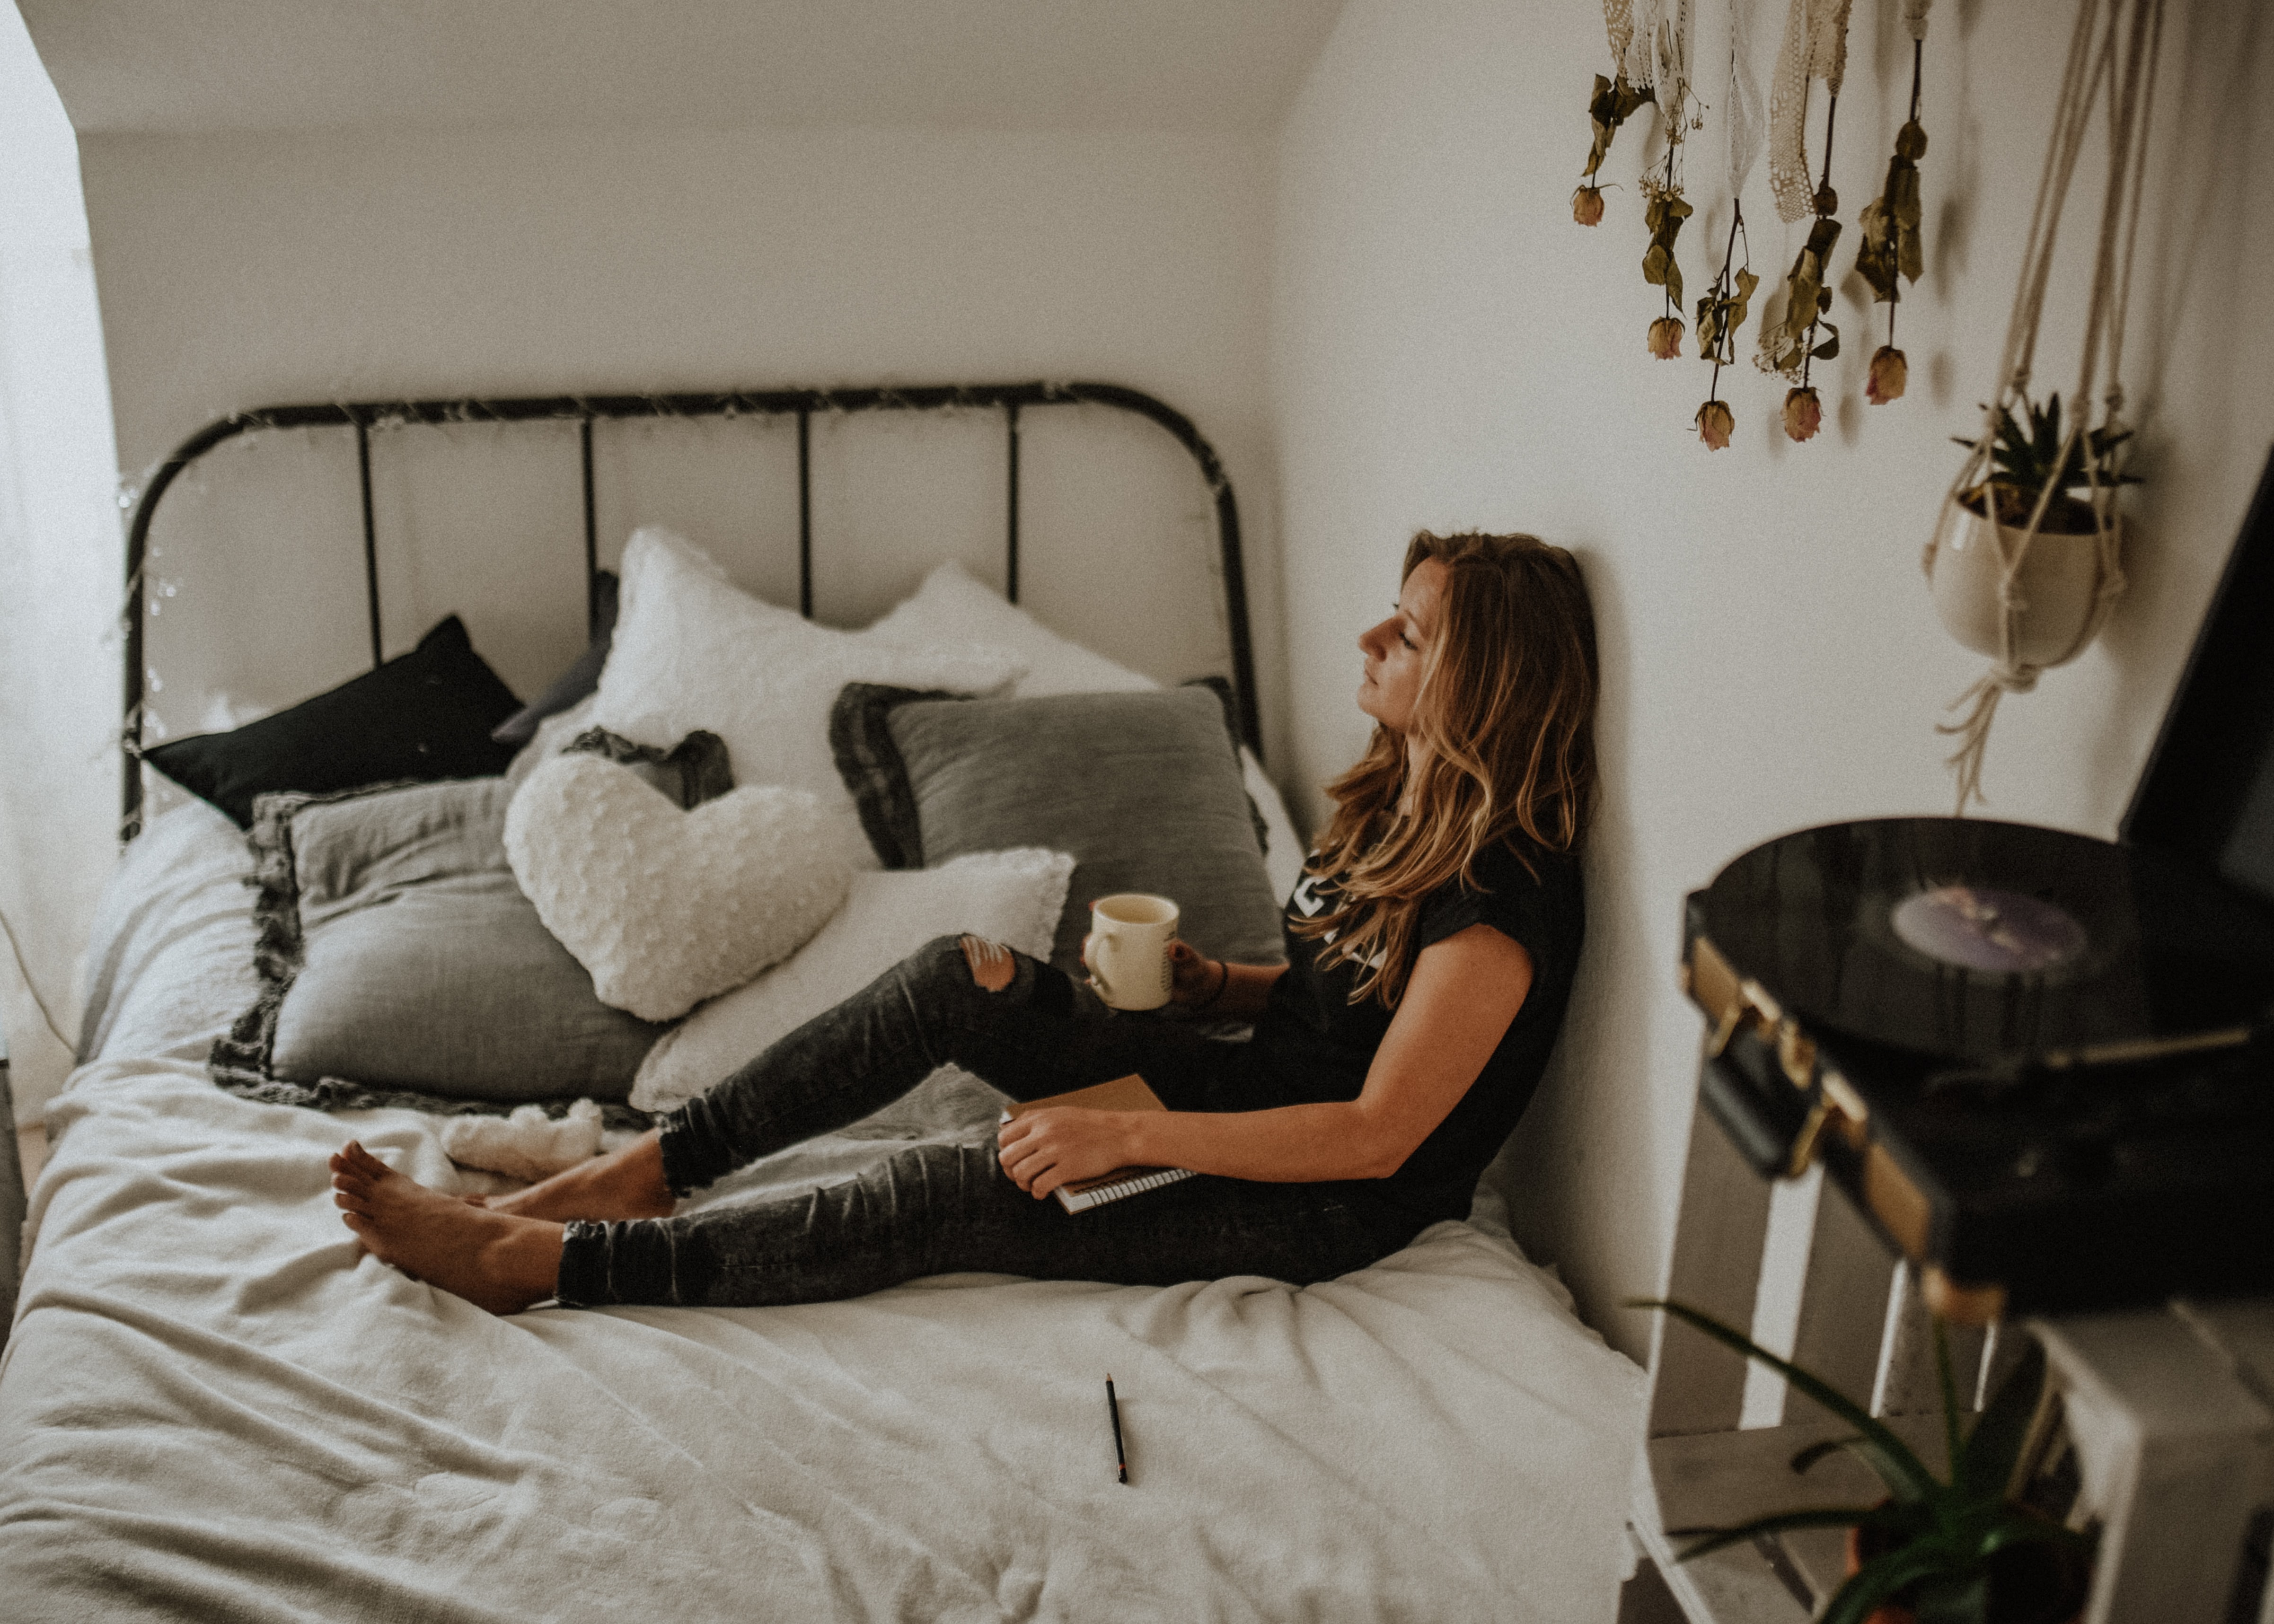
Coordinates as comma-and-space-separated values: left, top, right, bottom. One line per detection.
1783, 386, 1823, 443
1866, 345, 1909, 405
1696, 399, 1735, 451
1572, 185, 1605, 227
1648, 316, 1685, 360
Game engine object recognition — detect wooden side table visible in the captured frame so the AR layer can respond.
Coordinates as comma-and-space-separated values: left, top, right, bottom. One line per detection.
1630, 1080, 2274, 1624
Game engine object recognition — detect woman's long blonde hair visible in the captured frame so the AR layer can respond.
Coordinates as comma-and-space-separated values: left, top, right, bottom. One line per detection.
1292, 531, 1598, 1009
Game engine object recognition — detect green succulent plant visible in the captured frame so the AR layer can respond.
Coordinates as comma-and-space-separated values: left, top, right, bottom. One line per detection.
1637, 1299, 2091, 1624
1953, 391, 2141, 501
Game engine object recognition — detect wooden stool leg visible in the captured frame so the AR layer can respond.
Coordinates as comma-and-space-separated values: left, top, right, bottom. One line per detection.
2035, 1309, 2274, 1624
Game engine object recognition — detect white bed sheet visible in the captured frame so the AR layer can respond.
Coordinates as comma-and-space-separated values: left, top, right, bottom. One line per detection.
1, 802, 1643, 1623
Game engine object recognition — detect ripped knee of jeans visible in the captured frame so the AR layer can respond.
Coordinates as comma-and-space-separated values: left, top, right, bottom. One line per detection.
958, 935, 1015, 993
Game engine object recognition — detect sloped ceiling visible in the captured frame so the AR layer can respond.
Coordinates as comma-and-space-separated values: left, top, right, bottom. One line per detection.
18, 0, 1347, 135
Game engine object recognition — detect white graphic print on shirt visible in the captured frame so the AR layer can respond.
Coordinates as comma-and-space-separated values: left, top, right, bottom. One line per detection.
1289, 870, 1385, 971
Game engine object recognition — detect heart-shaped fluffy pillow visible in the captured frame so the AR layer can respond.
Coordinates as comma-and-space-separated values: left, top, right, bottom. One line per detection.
506, 754, 853, 1022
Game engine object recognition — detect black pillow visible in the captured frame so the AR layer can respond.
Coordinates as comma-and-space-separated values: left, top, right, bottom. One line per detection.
143, 614, 521, 827
491, 571, 620, 747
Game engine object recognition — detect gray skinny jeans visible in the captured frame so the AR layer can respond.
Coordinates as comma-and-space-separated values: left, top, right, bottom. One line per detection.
554, 936, 1421, 1309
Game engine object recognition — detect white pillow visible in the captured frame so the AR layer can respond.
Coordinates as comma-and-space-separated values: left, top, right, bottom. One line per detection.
865, 559, 1156, 696
589, 528, 1025, 846
506, 753, 856, 1023
631, 847, 1074, 1113
868, 560, 1307, 902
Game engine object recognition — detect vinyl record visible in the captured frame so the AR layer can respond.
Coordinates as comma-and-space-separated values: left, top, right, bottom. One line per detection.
1696, 817, 2274, 1063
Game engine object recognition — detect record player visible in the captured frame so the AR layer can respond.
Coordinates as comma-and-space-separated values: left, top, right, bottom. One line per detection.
1682, 449, 2274, 1321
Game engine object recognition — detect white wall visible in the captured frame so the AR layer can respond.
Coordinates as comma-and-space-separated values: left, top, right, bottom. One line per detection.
1272, 0, 2274, 1358
66, 119, 1287, 1009
0, 3, 122, 1120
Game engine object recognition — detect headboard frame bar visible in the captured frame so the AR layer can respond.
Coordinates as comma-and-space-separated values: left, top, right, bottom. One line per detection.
120, 381, 1257, 840
1005, 401, 1022, 606
353, 420, 382, 667
578, 417, 599, 637
795, 408, 813, 619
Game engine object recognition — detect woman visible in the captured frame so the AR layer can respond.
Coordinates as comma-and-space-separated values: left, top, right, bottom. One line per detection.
330, 531, 1598, 1315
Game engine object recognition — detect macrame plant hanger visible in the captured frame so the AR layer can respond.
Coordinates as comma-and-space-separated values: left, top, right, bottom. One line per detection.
1928, 0, 2165, 811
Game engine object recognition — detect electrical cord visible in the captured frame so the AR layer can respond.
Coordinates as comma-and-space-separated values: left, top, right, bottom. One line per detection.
0, 903, 73, 1052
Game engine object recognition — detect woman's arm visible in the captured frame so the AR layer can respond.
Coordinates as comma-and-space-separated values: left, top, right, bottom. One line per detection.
1164, 939, 1285, 1018
1000, 922, 1534, 1197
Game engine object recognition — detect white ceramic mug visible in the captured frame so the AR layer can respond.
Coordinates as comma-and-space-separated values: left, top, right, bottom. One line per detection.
1082, 893, 1180, 1011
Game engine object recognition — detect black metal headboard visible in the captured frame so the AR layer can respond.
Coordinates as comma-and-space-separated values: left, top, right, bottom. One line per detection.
121, 381, 1258, 839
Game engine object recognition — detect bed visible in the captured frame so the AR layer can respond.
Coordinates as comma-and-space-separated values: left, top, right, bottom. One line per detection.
0, 384, 1642, 1622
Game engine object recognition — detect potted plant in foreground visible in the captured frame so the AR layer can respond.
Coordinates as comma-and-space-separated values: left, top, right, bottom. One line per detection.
1639, 1299, 2093, 1624
1923, 390, 2139, 670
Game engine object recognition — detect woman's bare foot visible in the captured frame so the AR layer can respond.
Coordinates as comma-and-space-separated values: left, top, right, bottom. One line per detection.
482, 1129, 676, 1223
330, 1141, 565, 1316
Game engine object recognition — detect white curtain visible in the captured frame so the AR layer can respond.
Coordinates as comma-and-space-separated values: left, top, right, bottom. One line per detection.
0, 2, 122, 1123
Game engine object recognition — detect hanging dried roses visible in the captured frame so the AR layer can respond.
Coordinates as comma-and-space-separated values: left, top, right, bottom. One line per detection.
1856, 21, 1930, 404
1578, 74, 1655, 225
1855, 119, 1925, 307
1867, 345, 1910, 404
1692, 202, 1758, 448
1642, 157, 1694, 350
1760, 210, 1842, 380
1759, 84, 1843, 442
1783, 385, 1824, 441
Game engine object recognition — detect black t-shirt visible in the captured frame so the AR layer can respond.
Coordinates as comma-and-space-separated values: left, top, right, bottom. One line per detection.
1246, 837, 1585, 1222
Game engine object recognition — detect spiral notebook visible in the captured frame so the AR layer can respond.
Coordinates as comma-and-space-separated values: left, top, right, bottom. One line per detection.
999, 1073, 1197, 1213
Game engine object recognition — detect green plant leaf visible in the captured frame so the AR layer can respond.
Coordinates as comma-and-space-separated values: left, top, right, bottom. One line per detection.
1957, 1337, 2045, 1502
1811, 324, 1839, 361
1935, 1317, 1964, 1481
1670, 1505, 1894, 1563
1632, 1301, 1944, 1503
1789, 1435, 1865, 1475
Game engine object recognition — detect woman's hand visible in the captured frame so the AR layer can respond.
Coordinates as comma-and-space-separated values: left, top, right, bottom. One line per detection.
1166, 939, 1225, 1008
997, 1108, 1139, 1201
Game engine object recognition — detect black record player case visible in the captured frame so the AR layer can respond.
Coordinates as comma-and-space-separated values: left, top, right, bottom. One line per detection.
1681, 447, 2274, 1320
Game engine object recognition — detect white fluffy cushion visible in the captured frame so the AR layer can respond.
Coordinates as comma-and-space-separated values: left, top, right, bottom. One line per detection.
866, 559, 1156, 696
441, 1100, 605, 1182
505, 754, 855, 1023
631, 847, 1074, 1113
868, 560, 1307, 902
589, 529, 1023, 847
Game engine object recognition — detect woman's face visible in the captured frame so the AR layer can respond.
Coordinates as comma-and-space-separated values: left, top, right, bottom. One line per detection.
1356, 558, 1447, 735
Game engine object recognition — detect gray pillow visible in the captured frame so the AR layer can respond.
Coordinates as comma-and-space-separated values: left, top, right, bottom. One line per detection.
830, 685, 1284, 974
212, 778, 665, 1105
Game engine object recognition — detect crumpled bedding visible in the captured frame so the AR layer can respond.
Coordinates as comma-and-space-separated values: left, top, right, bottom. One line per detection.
0, 801, 1643, 1623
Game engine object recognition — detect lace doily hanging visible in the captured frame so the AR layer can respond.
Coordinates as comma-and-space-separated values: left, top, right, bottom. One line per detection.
1767, 0, 1855, 222
1609, 0, 1694, 113
1602, 0, 1635, 72
1725, 0, 1765, 195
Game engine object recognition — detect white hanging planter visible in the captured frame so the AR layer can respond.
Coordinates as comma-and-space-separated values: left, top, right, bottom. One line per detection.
1927, 0, 2163, 811
1925, 488, 2118, 668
